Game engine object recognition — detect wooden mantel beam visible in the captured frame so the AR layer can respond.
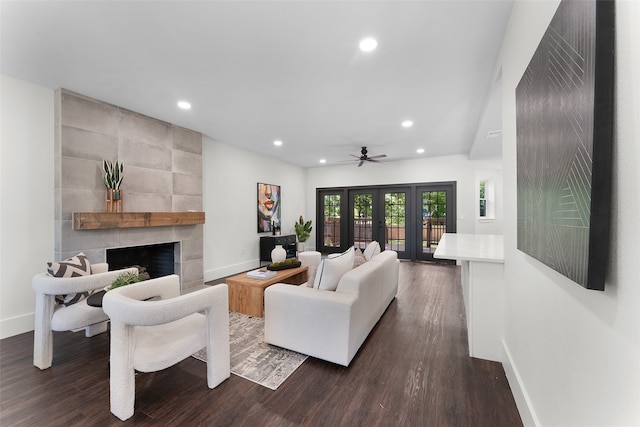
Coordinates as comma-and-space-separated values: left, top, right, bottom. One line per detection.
73, 212, 205, 230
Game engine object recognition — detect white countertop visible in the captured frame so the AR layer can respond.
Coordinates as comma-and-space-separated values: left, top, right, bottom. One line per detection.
433, 233, 504, 263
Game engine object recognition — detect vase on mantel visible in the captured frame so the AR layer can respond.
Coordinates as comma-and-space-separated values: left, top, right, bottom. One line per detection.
271, 245, 287, 263
105, 189, 123, 213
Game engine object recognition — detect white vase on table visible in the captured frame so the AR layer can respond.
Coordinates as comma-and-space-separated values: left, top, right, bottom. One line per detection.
271, 245, 286, 263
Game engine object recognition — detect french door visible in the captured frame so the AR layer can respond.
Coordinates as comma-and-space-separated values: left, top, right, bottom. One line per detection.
349, 188, 411, 259
416, 183, 456, 261
317, 182, 455, 260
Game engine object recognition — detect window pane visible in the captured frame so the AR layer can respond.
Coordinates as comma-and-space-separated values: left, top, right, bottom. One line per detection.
422, 191, 446, 254
480, 200, 487, 217
353, 194, 373, 250
323, 194, 340, 247
385, 192, 406, 252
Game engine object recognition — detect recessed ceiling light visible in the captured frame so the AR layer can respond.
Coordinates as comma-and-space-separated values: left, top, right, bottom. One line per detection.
319, 159, 326, 164
177, 101, 191, 110
416, 148, 425, 154
273, 140, 283, 147
402, 120, 414, 128
359, 38, 378, 52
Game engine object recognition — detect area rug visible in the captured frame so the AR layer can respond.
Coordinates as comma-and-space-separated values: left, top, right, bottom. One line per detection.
192, 311, 307, 390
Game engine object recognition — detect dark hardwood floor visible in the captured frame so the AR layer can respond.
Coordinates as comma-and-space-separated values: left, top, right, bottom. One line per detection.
0, 261, 522, 426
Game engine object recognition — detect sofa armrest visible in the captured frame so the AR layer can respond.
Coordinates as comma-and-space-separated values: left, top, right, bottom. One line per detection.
264, 284, 357, 366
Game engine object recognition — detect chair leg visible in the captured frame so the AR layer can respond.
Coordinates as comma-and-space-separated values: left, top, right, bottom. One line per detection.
109, 322, 136, 421
85, 321, 108, 337
205, 305, 231, 388
33, 293, 55, 370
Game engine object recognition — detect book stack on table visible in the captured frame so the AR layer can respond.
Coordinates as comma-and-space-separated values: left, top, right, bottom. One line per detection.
246, 269, 277, 280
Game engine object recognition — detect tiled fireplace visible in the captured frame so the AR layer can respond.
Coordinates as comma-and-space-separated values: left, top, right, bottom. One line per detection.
54, 89, 205, 291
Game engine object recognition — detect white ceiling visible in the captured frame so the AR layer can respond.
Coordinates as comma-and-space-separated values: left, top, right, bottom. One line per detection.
1, 1, 511, 168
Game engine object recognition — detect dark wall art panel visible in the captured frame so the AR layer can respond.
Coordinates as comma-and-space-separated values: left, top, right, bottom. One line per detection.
516, 0, 614, 290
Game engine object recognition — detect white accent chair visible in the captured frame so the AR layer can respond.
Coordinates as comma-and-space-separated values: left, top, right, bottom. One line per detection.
102, 274, 230, 421
32, 263, 138, 370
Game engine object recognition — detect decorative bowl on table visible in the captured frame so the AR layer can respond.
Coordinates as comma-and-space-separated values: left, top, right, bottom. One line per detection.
105, 271, 142, 291
267, 258, 301, 271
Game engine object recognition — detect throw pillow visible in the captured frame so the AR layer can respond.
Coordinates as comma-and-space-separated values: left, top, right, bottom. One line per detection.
311, 260, 324, 288
353, 248, 366, 268
47, 253, 91, 277
313, 246, 355, 291
363, 241, 381, 261
47, 253, 93, 307
306, 264, 318, 288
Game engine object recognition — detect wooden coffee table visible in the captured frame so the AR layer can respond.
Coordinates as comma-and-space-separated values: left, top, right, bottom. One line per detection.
226, 265, 308, 317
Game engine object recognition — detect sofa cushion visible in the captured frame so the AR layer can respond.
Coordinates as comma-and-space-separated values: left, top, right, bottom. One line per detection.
313, 247, 354, 291
363, 241, 381, 261
47, 253, 93, 306
353, 248, 366, 268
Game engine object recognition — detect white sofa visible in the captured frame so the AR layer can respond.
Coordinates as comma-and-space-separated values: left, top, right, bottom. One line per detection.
264, 250, 399, 366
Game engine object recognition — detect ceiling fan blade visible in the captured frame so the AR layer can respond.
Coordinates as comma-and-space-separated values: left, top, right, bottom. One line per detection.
358, 160, 365, 167
368, 154, 387, 159
349, 154, 361, 159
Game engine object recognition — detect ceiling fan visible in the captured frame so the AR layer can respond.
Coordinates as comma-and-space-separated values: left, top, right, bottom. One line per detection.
344, 146, 387, 167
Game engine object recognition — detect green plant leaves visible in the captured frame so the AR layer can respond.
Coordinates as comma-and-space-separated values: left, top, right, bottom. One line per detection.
294, 216, 313, 242
109, 271, 141, 289
103, 159, 124, 189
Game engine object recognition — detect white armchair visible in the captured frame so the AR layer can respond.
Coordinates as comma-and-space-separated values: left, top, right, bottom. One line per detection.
102, 274, 230, 421
31, 263, 138, 370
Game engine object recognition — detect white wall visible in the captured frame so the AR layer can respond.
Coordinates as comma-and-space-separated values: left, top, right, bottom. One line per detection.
202, 137, 307, 281
0, 75, 55, 339
500, 2, 640, 426
306, 154, 504, 250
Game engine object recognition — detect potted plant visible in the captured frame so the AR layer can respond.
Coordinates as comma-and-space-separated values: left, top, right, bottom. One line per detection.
294, 215, 312, 252
103, 159, 123, 212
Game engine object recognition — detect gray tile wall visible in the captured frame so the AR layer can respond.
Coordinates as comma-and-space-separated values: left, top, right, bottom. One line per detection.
54, 89, 204, 291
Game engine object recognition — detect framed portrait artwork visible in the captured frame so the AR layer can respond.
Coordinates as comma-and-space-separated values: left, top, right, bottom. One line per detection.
257, 182, 281, 233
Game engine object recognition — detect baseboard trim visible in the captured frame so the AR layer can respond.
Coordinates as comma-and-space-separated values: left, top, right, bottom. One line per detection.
502, 339, 539, 427
204, 259, 260, 282
1, 312, 34, 339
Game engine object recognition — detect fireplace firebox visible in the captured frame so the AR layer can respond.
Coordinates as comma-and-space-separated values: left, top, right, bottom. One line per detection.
107, 242, 177, 279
